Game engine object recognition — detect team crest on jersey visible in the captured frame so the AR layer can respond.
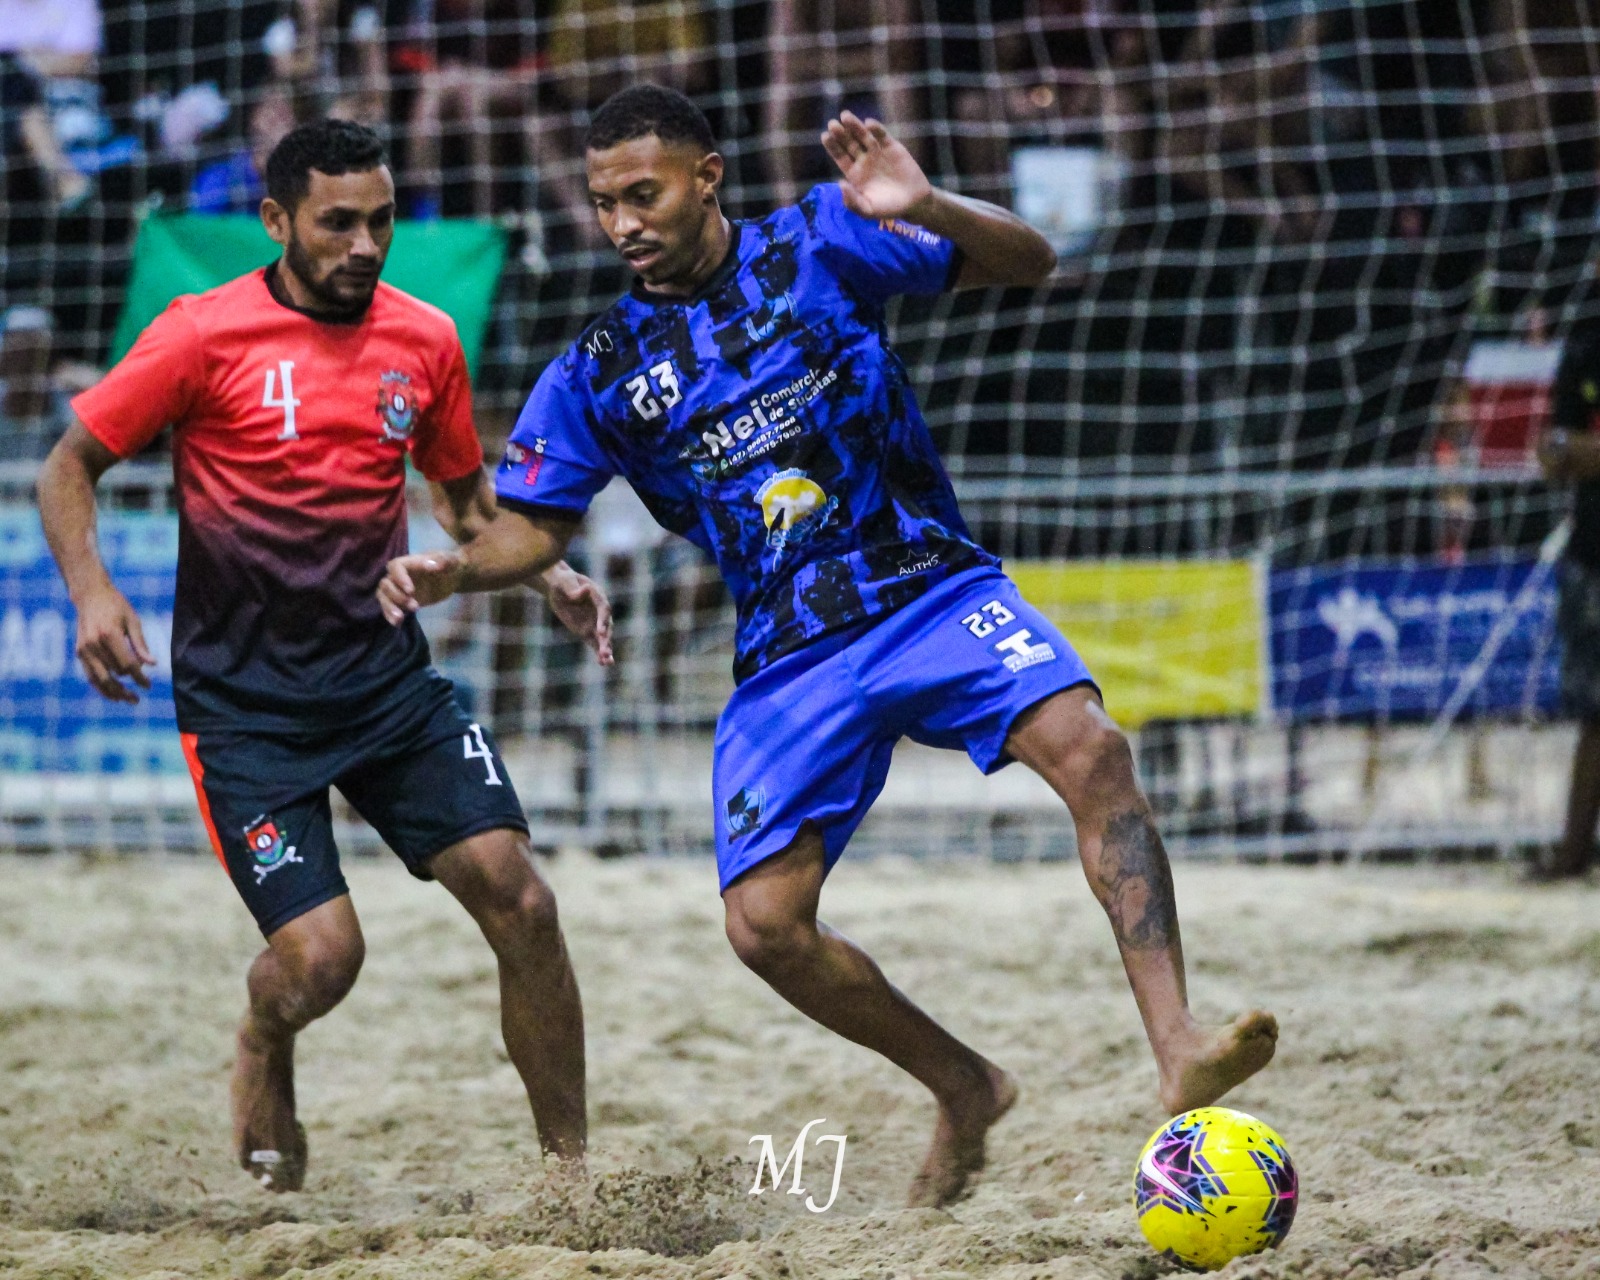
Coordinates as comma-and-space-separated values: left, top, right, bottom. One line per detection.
242, 814, 302, 884
757, 469, 838, 554
376, 370, 416, 442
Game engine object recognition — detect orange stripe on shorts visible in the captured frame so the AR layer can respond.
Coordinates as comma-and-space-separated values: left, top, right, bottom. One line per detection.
180, 732, 227, 869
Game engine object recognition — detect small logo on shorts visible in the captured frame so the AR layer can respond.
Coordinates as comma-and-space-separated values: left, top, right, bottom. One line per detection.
243, 814, 302, 884
726, 786, 765, 838
995, 630, 1057, 673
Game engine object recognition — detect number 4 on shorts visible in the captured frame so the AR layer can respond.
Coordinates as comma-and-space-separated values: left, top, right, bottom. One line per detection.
463, 723, 503, 786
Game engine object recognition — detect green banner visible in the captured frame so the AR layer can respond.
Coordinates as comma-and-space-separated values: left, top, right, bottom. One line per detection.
110, 214, 507, 376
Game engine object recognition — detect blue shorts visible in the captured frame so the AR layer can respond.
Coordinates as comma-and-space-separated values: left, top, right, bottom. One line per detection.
713, 567, 1095, 890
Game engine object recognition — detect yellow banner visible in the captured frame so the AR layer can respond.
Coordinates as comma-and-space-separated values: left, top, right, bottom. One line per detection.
1007, 560, 1263, 727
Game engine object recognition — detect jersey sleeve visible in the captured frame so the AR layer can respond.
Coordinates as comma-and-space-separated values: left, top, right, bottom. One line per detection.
804, 182, 963, 305
494, 356, 615, 517
411, 338, 484, 482
70, 302, 205, 458
1550, 328, 1599, 433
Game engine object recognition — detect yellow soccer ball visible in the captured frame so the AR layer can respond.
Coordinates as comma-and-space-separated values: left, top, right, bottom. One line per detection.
1132, 1107, 1298, 1272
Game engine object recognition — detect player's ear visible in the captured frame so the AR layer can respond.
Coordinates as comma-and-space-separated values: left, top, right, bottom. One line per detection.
260, 197, 292, 247
697, 151, 725, 204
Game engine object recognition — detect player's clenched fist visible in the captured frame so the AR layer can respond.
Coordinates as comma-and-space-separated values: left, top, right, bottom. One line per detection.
377, 551, 465, 624
75, 583, 156, 704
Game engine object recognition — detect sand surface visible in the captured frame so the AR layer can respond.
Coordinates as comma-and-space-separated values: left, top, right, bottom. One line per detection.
1, 852, 1598, 1279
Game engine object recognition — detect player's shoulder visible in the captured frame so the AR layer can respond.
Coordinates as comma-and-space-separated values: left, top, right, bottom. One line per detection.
160, 269, 270, 334
371, 280, 461, 344
566, 296, 645, 391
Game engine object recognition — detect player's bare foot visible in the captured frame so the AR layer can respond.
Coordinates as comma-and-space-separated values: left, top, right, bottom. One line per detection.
1158, 1010, 1279, 1115
231, 1020, 306, 1191
906, 1063, 1019, 1208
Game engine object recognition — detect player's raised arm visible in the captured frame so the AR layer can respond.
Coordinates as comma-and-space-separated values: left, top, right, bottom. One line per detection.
38, 418, 157, 704
429, 470, 614, 665
821, 111, 1056, 289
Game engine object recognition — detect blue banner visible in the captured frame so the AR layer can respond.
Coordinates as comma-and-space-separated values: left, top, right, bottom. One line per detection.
1269, 559, 1562, 721
0, 507, 182, 772
1, 505, 489, 774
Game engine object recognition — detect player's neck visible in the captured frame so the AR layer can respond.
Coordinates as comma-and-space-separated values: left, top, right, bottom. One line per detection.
641, 214, 733, 299
267, 259, 370, 323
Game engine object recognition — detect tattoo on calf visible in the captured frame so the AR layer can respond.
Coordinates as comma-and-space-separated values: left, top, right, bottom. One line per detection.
1098, 809, 1176, 951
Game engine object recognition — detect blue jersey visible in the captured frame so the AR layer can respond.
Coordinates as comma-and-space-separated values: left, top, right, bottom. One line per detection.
496, 183, 998, 681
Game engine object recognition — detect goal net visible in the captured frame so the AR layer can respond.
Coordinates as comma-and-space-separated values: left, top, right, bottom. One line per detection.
1, 0, 1594, 858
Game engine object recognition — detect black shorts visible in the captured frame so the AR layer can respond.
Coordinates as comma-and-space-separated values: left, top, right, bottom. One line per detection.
180, 674, 529, 936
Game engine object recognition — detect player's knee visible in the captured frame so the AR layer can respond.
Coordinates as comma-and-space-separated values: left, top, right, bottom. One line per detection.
476, 863, 562, 957
1054, 716, 1138, 807
724, 900, 815, 979
281, 935, 364, 1025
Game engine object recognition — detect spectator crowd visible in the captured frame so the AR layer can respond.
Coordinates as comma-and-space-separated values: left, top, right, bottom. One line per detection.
1, 0, 1598, 525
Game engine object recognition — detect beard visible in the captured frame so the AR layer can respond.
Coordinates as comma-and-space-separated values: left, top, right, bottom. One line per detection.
284, 234, 380, 316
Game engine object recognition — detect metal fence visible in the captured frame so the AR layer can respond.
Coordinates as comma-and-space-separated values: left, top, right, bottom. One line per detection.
0, 460, 1573, 862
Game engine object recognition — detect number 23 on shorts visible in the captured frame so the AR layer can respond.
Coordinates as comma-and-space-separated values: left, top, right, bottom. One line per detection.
959, 599, 1016, 639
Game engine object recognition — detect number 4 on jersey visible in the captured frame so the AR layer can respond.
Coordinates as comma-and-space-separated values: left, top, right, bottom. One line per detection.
263, 360, 300, 441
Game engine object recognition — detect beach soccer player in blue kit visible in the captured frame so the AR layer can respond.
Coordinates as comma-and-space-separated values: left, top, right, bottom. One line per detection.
378, 84, 1279, 1206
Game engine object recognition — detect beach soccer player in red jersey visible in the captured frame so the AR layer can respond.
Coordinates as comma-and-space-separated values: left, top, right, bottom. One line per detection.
37, 119, 607, 1190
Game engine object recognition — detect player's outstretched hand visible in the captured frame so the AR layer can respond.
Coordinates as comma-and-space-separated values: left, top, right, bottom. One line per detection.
821, 111, 933, 222
75, 584, 155, 704
377, 551, 464, 625
542, 564, 615, 666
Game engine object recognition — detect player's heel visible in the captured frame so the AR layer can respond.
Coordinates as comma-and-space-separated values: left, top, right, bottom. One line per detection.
247, 1122, 308, 1192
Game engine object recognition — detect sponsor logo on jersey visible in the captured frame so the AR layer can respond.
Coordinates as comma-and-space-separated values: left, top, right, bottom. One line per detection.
757, 469, 838, 553
503, 438, 547, 486
726, 785, 765, 837
745, 292, 797, 346
376, 370, 416, 441
878, 218, 943, 247
242, 814, 303, 884
995, 629, 1058, 673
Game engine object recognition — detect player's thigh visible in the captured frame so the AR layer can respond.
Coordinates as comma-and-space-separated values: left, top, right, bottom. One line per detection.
427, 826, 561, 941
181, 731, 348, 938
335, 704, 529, 882
713, 640, 895, 894
878, 572, 1098, 775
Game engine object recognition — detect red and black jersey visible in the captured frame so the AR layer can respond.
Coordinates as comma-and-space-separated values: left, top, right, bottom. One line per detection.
73, 267, 484, 731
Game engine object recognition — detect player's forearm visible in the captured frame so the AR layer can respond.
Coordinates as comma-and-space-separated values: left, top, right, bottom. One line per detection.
37, 443, 117, 606
525, 561, 583, 600
455, 515, 569, 594
903, 188, 1057, 286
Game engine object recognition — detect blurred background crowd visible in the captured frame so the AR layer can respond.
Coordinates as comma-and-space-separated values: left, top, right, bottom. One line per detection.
0, 0, 1596, 559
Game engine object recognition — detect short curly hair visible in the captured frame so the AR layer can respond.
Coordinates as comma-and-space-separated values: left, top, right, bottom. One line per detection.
586, 84, 716, 154
265, 119, 387, 212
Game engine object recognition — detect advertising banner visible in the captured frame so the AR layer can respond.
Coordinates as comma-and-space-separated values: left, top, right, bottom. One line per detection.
1007, 559, 1264, 727
0, 507, 181, 773
111, 215, 507, 375
0, 506, 489, 775
1268, 560, 1561, 721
